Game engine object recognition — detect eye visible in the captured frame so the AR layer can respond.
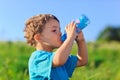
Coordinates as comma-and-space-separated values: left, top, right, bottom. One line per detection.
52, 30, 56, 32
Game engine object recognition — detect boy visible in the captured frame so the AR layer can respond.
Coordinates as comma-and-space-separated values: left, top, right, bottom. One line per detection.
24, 14, 88, 80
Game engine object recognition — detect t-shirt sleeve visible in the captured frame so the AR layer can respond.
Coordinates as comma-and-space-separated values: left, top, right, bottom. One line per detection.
29, 51, 54, 79
64, 55, 78, 77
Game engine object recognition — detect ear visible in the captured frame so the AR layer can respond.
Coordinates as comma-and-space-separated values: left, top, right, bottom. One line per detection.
34, 34, 40, 42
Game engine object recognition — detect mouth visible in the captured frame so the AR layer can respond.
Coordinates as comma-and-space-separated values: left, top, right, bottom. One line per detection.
58, 37, 63, 43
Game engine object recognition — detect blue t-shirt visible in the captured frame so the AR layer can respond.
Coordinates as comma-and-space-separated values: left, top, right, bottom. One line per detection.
28, 50, 78, 80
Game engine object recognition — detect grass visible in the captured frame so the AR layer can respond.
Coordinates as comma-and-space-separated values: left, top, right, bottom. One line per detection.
0, 41, 120, 80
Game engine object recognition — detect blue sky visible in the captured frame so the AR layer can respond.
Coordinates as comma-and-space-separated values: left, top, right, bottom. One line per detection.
0, 0, 120, 42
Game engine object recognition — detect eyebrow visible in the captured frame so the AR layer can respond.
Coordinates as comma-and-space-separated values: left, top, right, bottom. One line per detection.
52, 26, 57, 28
51, 26, 59, 28
51, 26, 61, 30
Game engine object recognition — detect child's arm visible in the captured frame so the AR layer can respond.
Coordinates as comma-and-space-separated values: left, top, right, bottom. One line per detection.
52, 21, 77, 67
75, 31, 88, 67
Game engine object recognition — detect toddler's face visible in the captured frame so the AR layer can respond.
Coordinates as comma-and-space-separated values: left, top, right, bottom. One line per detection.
40, 19, 62, 49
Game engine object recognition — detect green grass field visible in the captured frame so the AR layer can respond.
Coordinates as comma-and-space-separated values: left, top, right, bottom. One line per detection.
0, 41, 120, 80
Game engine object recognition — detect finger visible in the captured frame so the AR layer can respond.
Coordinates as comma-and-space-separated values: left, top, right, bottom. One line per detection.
73, 22, 76, 28
65, 23, 70, 29
71, 21, 75, 26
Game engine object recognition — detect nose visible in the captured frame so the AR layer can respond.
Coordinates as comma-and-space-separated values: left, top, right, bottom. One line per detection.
58, 31, 62, 36
60, 32, 62, 36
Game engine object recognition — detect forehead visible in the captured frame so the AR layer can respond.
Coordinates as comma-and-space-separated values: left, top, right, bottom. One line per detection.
44, 19, 60, 28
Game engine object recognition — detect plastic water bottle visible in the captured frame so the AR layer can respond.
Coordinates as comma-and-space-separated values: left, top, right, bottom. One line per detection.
61, 15, 90, 42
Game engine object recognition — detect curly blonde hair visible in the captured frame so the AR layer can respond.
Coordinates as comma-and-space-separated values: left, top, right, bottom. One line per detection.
24, 14, 59, 47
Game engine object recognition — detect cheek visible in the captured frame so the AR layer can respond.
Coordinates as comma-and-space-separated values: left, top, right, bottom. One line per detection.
42, 33, 58, 43
41, 35, 50, 43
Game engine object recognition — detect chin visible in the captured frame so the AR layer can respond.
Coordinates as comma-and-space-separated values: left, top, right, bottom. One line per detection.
53, 41, 62, 48
55, 44, 61, 48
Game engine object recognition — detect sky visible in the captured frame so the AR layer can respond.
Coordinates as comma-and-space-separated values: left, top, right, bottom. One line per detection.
0, 0, 120, 42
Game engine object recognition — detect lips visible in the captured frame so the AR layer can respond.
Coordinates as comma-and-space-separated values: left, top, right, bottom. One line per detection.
58, 37, 62, 44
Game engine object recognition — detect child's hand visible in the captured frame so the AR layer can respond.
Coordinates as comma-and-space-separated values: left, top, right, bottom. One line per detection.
65, 21, 77, 40
75, 31, 85, 42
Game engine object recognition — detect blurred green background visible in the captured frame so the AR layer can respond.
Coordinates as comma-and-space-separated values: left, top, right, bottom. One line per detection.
0, 41, 120, 80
